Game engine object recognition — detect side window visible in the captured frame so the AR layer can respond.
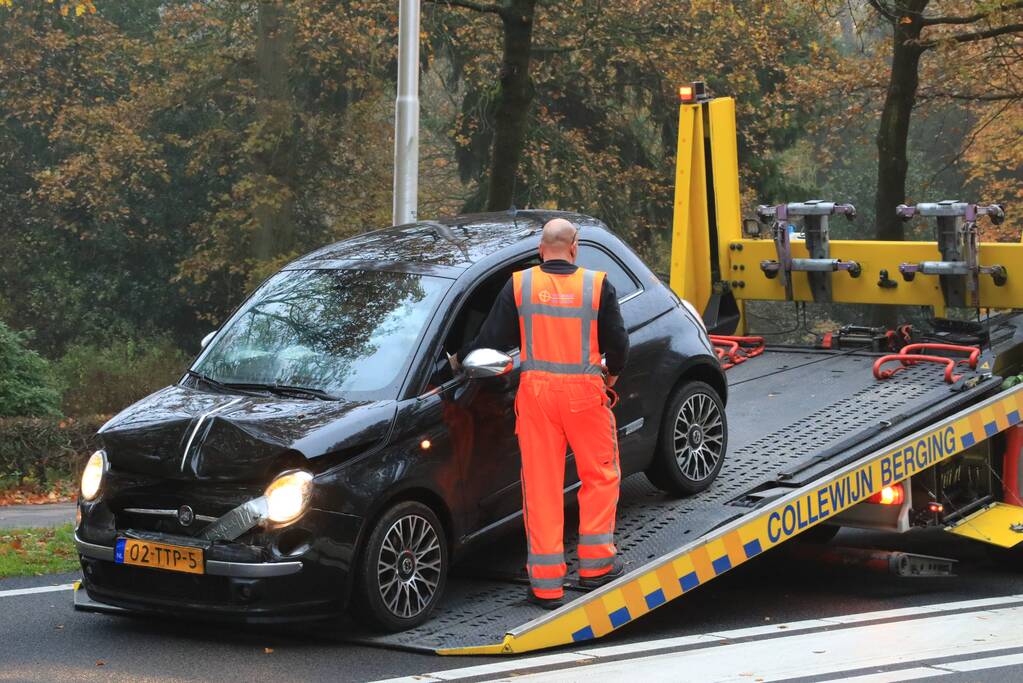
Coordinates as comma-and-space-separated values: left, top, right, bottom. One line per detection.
577, 244, 641, 300
426, 256, 537, 388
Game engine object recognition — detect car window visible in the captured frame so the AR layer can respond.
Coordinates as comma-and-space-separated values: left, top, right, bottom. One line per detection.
427, 257, 537, 389
577, 244, 640, 299
193, 269, 449, 400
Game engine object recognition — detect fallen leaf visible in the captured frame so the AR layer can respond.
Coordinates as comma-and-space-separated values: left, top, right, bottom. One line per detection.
96, 661, 105, 667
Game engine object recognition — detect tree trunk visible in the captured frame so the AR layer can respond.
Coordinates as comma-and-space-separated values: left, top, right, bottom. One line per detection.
874, 2, 927, 242
485, 0, 536, 211
252, 0, 296, 261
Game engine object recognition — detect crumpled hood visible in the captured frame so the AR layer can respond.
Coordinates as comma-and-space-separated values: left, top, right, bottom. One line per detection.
98, 384, 396, 482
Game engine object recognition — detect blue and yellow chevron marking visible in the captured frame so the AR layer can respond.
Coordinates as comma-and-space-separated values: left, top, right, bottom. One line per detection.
438, 385, 1023, 656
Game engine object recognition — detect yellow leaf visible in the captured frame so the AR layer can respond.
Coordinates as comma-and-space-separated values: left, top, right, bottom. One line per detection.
60, 4, 69, 15
900, 16, 913, 24
75, 3, 85, 16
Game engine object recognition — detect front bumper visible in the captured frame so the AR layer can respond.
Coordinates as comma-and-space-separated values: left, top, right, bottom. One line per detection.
75, 535, 302, 578
75, 506, 363, 622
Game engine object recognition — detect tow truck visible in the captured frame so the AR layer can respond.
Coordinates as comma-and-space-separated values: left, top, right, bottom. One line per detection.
75, 85, 1023, 656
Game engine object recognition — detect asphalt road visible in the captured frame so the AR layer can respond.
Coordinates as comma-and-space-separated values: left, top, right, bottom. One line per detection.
2, 527, 1023, 682
0, 503, 76, 529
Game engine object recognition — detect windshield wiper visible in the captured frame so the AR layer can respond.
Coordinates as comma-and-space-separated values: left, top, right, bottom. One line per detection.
223, 382, 338, 401
185, 370, 230, 391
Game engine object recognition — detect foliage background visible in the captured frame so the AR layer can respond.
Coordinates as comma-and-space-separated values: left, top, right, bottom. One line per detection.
0, 0, 1019, 442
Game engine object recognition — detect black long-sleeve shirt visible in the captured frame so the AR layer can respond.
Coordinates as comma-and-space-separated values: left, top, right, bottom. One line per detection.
459, 260, 630, 375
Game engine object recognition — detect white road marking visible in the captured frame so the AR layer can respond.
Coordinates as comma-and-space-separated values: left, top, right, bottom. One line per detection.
376, 593, 1023, 683
0, 583, 75, 599
821, 668, 947, 682
938, 650, 1023, 672
821, 651, 1023, 682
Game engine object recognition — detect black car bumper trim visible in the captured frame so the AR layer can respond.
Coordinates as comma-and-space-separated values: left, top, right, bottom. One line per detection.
75, 534, 303, 578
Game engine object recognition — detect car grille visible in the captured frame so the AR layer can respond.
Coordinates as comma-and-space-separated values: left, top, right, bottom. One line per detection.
109, 485, 258, 538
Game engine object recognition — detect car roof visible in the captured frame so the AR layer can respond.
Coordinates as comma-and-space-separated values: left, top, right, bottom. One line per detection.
288, 210, 602, 273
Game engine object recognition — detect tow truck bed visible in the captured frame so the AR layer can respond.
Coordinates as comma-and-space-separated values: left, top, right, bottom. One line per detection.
343, 347, 1003, 653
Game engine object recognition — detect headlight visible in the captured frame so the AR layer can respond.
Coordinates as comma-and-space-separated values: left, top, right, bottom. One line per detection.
264, 470, 313, 524
81, 450, 106, 501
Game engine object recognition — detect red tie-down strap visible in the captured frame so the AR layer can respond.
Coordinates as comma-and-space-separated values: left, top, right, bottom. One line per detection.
709, 335, 766, 370
873, 353, 962, 384
900, 343, 980, 369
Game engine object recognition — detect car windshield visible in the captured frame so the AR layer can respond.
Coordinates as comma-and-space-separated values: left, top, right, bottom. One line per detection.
192, 269, 449, 399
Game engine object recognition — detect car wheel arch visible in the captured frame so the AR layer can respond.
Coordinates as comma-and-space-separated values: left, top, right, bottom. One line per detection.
673, 357, 727, 404
355, 484, 456, 565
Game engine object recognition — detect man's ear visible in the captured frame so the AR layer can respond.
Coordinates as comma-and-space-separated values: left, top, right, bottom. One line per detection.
538, 244, 546, 262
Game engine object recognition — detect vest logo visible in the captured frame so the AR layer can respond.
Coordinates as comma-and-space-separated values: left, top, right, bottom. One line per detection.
538, 290, 576, 305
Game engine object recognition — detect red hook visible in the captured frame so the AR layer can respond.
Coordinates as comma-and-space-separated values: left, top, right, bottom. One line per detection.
900, 343, 980, 369
873, 353, 962, 384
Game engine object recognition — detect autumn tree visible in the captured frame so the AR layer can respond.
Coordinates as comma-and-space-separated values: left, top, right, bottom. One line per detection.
867, 0, 1023, 241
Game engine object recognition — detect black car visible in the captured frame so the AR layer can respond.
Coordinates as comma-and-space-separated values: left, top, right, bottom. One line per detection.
75, 210, 726, 631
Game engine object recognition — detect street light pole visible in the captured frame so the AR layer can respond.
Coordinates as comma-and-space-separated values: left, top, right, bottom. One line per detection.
392, 0, 420, 226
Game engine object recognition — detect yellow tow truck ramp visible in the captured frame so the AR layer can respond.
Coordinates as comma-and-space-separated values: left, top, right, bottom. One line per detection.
342, 346, 1022, 654
337, 86, 1023, 655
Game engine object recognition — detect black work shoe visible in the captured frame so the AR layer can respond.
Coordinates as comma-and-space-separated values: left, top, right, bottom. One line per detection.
578, 557, 626, 589
526, 589, 564, 610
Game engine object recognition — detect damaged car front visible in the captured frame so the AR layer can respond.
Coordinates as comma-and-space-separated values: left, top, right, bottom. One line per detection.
75, 265, 449, 622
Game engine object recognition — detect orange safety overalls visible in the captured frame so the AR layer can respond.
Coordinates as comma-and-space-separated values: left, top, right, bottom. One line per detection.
513, 265, 620, 600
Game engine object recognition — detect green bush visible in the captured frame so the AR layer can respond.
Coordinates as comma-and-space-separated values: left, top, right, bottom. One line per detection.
0, 415, 106, 486
0, 322, 62, 418
57, 337, 189, 417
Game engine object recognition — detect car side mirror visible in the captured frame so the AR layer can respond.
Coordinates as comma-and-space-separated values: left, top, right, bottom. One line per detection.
200, 331, 217, 350
462, 348, 513, 379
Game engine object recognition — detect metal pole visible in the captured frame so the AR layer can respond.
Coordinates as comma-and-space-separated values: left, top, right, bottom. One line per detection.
392, 0, 420, 226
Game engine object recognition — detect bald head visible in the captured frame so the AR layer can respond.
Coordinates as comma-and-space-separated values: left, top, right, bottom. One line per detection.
538, 218, 579, 263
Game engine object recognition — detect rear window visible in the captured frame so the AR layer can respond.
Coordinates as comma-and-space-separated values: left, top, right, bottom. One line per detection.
577, 244, 640, 299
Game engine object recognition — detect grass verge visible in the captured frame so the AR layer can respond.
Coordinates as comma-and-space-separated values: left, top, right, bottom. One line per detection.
0, 523, 78, 578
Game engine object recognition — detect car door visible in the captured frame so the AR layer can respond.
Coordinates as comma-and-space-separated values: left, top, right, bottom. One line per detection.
422, 259, 534, 538
575, 242, 647, 468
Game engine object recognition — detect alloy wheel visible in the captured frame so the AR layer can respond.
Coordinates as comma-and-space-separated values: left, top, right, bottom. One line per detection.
377, 513, 442, 619
672, 390, 725, 481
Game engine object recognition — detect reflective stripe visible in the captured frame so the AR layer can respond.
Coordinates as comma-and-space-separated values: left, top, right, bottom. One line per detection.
522, 268, 535, 365
580, 269, 595, 365
528, 553, 565, 566
529, 577, 565, 590
578, 533, 614, 546
578, 556, 614, 570
522, 360, 604, 375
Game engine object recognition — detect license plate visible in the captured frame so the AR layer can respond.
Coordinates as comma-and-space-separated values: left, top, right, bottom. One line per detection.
115, 538, 204, 575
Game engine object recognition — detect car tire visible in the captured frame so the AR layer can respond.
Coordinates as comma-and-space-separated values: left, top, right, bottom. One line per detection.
645, 381, 728, 497
354, 500, 449, 632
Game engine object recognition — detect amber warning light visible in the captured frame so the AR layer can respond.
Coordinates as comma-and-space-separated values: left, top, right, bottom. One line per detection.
678, 81, 706, 104
867, 483, 905, 505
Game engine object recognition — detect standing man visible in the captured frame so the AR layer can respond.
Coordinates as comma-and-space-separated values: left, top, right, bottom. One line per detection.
457, 218, 629, 608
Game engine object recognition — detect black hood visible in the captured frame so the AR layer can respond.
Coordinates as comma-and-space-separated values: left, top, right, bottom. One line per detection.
98, 385, 396, 482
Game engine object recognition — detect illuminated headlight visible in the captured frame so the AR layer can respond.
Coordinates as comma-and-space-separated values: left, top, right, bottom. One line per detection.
80, 450, 106, 501
264, 470, 313, 524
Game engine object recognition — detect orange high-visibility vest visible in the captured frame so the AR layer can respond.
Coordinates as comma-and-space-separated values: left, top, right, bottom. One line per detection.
513, 266, 606, 377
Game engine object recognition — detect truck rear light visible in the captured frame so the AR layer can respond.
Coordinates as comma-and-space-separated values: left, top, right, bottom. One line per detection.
928, 501, 944, 513
868, 484, 904, 505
